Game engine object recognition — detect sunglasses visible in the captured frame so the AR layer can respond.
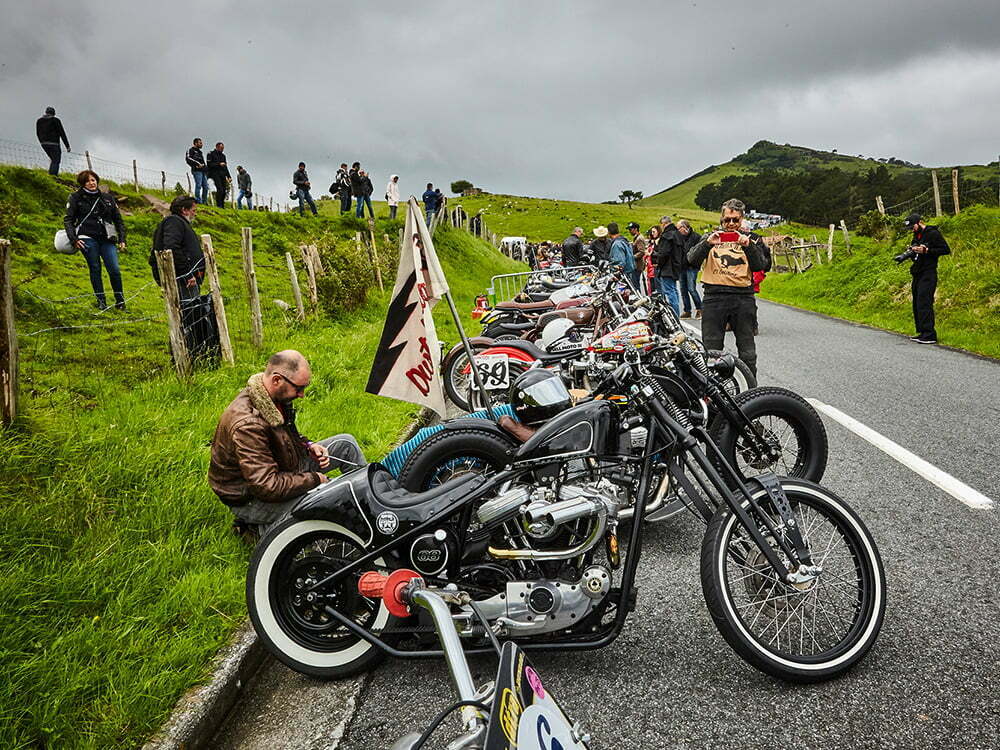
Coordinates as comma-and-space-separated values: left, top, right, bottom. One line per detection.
721, 217, 742, 225
277, 372, 308, 394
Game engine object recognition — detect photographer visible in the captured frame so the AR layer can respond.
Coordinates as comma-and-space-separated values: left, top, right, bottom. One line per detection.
900, 213, 950, 344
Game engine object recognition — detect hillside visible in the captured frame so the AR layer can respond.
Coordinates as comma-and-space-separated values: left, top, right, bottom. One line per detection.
0, 166, 522, 748
760, 206, 1000, 359
640, 140, 997, 210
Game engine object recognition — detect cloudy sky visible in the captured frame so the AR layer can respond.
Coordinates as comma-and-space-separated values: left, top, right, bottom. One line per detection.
3, 1, 999, 205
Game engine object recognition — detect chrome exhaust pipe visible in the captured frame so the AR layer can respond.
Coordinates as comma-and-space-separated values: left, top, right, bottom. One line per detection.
489, 514, 607, 561
526, 496, 603, 527
619, 469, 671, 521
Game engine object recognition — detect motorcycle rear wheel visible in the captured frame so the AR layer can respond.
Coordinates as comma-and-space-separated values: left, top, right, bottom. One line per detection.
398, 427, 518, 491
247, 518, 392, 679
699, 479, 885, 683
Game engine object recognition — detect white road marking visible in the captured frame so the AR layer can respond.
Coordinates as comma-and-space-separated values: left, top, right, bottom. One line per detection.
806, 398, 995, 511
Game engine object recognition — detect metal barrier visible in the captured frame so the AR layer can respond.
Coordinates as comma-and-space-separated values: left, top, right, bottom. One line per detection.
487, 265, 597, 306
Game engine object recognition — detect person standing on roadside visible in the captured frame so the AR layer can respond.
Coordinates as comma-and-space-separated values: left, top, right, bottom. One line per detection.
676, 219, 703, 319
356, 169, 375, 218
607, 222, 636, 280
185, 138, 209, 204
36, 106, 71, 176
206, 142, 230, 208
64, 170, 127, 310
903, 212, 950, 344
653, 215, 683, 315
562, 227, 584, 267
293, 162, 318, 216
686, 198, 771, 377
626, 221, 646, 290
385, 174, 400, 219
422, 183, 439, 225
644, 226, 660, 295
236, 166, 253, 210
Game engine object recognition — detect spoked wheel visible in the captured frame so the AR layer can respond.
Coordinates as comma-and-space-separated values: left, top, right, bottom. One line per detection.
398, 427, 518, 491
710, 386, 828, 484
466, 360, 531, 412
247, 519, 392, 679
700, 479, 885, 683
444, 344, 490, 411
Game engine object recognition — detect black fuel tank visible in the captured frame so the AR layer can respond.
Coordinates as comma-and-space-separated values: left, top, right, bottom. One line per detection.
514, 400, 615, 463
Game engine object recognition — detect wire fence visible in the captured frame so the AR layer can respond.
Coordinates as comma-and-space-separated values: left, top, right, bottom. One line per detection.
0, 136, 285, 211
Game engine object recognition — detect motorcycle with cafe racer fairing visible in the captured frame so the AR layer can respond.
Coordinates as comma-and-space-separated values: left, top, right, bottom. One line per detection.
247, 351, 885, 685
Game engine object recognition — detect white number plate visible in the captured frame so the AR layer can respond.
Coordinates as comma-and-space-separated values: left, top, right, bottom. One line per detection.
472, 354, 510, 390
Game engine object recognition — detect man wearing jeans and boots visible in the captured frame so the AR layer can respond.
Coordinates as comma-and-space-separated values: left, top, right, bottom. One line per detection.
36, 106, 70, 176
686, 198, 771, 377
186, 138, 209, 204
208, 350, 367, 539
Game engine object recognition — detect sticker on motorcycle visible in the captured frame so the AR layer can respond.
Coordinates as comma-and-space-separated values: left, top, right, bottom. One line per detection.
473, 353, 511, 390
376, 511, 399, 535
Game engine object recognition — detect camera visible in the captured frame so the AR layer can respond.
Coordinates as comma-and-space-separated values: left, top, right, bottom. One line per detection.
893, 247, 918, 263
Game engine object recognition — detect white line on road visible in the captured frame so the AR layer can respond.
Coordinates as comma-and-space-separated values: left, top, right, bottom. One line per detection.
806, 398, 995, 511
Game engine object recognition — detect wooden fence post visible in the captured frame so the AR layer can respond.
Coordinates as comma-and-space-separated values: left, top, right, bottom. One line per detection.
269, 197, 273, 212
240, 227, 263, 348
931, 169, 943, 217
827, 224, 835, 262
299, 244, 318, 312
839, 219, 851, 254
186, 173, 192, 195
952, 168, 960, 214
200, 234, 234, 365
85, 150, 93, 171
285, 252, 305, 321
0, 239, 18, 426
132, 159, 139, 192
366, 219, 384, 291
155, 249, 192, 378
357, 231, 384, 291
875, 195, 885, 215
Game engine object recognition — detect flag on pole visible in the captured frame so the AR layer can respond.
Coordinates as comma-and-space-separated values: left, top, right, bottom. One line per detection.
366, 197, 450, 417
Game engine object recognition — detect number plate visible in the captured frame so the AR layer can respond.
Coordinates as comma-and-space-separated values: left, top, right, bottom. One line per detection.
473, 354, 510, 390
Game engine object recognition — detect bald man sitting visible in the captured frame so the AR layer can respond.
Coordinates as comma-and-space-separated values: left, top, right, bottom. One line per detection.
208, 350, 366, 536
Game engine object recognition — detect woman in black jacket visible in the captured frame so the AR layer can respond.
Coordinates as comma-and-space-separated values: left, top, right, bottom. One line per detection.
64, 170, 127, 310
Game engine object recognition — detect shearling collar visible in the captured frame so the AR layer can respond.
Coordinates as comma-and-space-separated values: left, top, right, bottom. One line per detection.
247, 373, 285, 427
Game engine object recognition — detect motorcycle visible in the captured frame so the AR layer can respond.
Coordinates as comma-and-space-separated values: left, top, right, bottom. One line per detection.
247, 352, 885, 685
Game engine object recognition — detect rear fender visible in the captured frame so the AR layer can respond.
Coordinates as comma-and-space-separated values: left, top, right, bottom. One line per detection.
459, 345, 537, 375
442, 337, 495, 372
290, 467, 377, 546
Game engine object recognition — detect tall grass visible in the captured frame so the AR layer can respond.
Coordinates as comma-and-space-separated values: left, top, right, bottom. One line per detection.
0, 167, 522, 748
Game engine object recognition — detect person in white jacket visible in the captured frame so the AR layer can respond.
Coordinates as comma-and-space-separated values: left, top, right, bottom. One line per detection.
385, 175, 400, 219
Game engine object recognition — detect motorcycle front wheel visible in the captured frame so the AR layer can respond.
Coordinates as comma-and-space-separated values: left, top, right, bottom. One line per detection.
247, 518, 392, 679
699, 479, 885, 683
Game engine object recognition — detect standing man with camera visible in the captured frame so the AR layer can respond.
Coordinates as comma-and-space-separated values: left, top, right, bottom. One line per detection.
901, 213, 950, 345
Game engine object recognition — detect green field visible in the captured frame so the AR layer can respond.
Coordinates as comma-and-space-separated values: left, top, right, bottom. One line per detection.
0, 166, 521, 748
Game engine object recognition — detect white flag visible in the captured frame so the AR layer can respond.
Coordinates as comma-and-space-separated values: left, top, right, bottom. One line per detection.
366, 197, 450, 417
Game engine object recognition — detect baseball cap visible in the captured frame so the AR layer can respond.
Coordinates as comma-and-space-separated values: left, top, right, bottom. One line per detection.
904, 213, 921, 228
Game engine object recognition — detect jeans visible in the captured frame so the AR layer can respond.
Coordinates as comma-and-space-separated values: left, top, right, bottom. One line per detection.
192, 171, 209, 204
355, 195, 373, 218
42, 143, 61, 175
388, 204, 398, 219
230, 435, 367, 530
911, 270, 937, 339
237, 189, 253, 210
656, 276, 680, 316
701, 293, 759, 376
79, 238, 124, 307
629, 269, 642, 291
679, 268, 702, 312
425, 208, 436, 225
297, 188, 317, 215
340, 191, 353, 213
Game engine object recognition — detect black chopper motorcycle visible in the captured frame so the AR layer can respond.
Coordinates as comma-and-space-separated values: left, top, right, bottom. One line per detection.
247, 351, 885, 685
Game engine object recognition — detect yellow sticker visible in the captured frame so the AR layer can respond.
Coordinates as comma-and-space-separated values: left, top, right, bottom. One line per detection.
499, 688, 522, 745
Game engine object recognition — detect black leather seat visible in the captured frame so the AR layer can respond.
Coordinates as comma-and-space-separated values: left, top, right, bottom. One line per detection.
369, 465, 487, 509
540, 278, 572, 290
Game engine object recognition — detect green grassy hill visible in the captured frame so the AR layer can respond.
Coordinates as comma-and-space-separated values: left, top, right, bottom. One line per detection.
0, 166, 521, 748
639, 140, 997, 210
760, 206, 1000, 359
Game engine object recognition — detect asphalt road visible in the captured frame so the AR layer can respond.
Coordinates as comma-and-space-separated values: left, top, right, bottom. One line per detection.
219, 300, 1000, 750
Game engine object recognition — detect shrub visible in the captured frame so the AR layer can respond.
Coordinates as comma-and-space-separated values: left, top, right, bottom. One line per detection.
855, 210, 894, 239
315, 234, 372, 316
451, 180, 473, 194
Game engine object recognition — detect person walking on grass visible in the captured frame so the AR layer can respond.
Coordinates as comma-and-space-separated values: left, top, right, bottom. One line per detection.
208, 349, 367, 539
64, 170, 127, 311
676, 219, 703, 319
149, 195, 205, 301
653, 215, 683, 316
185, 138, 209, 204
386, 174, 400, 219
333, 163, 353, 214
293, 162, 318, 216
686, 198, 771, 377
236, 166, 253, 210
206, 142, 230, 208
36, 106, 70, 176
422, 183, 439, 225
357, 170, 375, 219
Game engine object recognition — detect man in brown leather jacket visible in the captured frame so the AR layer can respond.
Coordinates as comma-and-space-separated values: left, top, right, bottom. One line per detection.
208, 350, 366, 535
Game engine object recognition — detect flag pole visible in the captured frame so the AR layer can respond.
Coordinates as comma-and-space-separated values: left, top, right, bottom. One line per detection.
442, 285, 497, 421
